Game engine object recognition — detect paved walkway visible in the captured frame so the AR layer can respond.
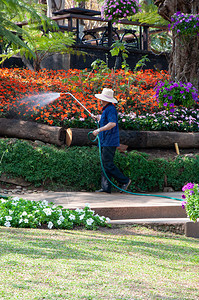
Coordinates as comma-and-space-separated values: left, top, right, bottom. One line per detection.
3, 190, 189, 224
6, 190, 183, 209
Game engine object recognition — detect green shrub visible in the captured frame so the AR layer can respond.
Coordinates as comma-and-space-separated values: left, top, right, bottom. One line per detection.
0, 139, 199, 192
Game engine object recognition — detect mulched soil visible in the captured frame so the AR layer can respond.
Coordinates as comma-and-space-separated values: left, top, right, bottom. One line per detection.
138, 148, 199, 160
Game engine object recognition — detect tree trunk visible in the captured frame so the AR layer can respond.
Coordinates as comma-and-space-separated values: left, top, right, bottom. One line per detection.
0, 118, 65, 146
154, 0, 199, 89
47, 0, 65, 25
66, 128, 97, 146
66, 128, 199, 148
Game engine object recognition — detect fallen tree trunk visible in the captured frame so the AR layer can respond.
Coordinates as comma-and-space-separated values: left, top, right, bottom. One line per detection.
0, 118, 65, 146
66, 128, 199, 149
66, 128, 97, 146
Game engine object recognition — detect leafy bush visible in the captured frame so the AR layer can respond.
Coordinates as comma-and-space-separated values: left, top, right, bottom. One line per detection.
1, 139, 199, 192
169, 12, 199, 37
155, 80, 198, 111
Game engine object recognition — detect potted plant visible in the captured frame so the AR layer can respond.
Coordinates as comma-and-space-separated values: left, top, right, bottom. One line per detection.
154, 80, 199, 112
101, 0, 141, 22
181, 183, 199, 238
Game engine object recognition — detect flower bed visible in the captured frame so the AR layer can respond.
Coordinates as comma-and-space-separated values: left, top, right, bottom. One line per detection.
0, 68, 199, 131
0, 196, 111, 230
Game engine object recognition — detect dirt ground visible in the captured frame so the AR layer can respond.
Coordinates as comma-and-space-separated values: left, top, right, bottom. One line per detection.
137, 148, 199, 160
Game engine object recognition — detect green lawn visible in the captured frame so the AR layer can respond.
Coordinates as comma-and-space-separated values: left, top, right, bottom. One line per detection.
0, 226, 198, 300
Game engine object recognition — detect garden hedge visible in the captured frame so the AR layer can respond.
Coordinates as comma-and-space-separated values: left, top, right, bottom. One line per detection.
0, 139, 198, 193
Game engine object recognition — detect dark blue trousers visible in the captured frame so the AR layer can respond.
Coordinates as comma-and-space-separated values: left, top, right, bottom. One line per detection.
101, 146, 129, 193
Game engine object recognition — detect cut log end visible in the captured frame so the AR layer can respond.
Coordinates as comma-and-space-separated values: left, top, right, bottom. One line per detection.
66, 128, 72, 147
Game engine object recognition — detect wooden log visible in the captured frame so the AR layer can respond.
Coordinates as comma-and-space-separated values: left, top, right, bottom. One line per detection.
66, 128, 199, 149
66, 128, 97, 146
0, 118, 65, 146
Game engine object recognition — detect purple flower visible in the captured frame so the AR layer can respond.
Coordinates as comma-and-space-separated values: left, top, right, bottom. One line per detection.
181, 200, 187, 209
182, 182, 195, 191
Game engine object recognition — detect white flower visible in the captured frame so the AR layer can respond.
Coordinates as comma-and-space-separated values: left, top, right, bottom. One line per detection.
43, 208, 52, 216
22, 211, 27, 216
9, 210, 14, 215
85, 203, 90, 208
5, 216, 12, 221
106, 217, 111, 223
48, 221, 53, 229
79, 214, 85, 220
0, 199, 6, 203
75, 208, 83, 213
52, 205, 56, 209
24, 219, 29, 223
86, 218, 94, 226
4, 221, 11, 227
59, 216, 65, 222
19, 219, 23, 224
57, 220, 62, 225
88, 209, 95, 215
12, 196, 19, 201
69, 214, 75, 221
42, 200, 49, 207
99, 216, 105, 222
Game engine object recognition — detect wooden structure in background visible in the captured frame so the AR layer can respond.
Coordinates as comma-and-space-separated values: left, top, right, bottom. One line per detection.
51, 7, 168, 50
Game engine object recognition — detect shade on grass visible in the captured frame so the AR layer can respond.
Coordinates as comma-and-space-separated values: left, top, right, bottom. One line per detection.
0, 226, 198, 299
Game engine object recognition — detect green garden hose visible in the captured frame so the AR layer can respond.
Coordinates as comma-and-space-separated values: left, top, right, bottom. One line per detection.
88, 131, 183, 202
0, 195, 9, 199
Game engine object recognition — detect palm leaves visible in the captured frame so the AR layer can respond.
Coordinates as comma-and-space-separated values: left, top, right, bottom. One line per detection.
0, 0, 58, 61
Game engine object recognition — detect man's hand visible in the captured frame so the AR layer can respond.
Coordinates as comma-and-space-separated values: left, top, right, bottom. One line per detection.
92, 115, 101, 121
92, 122, 116, 137
92, 128, 100, 136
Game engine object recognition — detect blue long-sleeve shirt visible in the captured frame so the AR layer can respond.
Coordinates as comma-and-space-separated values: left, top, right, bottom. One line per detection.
99, 103, 120, 147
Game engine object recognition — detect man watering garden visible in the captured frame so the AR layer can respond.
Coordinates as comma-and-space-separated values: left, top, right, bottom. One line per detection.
92, 88, 131, 194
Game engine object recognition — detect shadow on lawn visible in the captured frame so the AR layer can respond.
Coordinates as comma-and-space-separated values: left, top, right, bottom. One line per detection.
0, 227, 106, 261
0, 226, 198, 265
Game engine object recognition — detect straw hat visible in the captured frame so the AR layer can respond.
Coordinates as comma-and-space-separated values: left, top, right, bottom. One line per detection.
95, 88, 118, 103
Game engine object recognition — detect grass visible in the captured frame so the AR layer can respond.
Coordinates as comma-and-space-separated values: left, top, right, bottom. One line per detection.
0, 225, 198, 300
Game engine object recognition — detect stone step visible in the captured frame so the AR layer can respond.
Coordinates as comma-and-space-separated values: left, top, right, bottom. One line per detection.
92, 205, 187, 220
110, 218, 189, 224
